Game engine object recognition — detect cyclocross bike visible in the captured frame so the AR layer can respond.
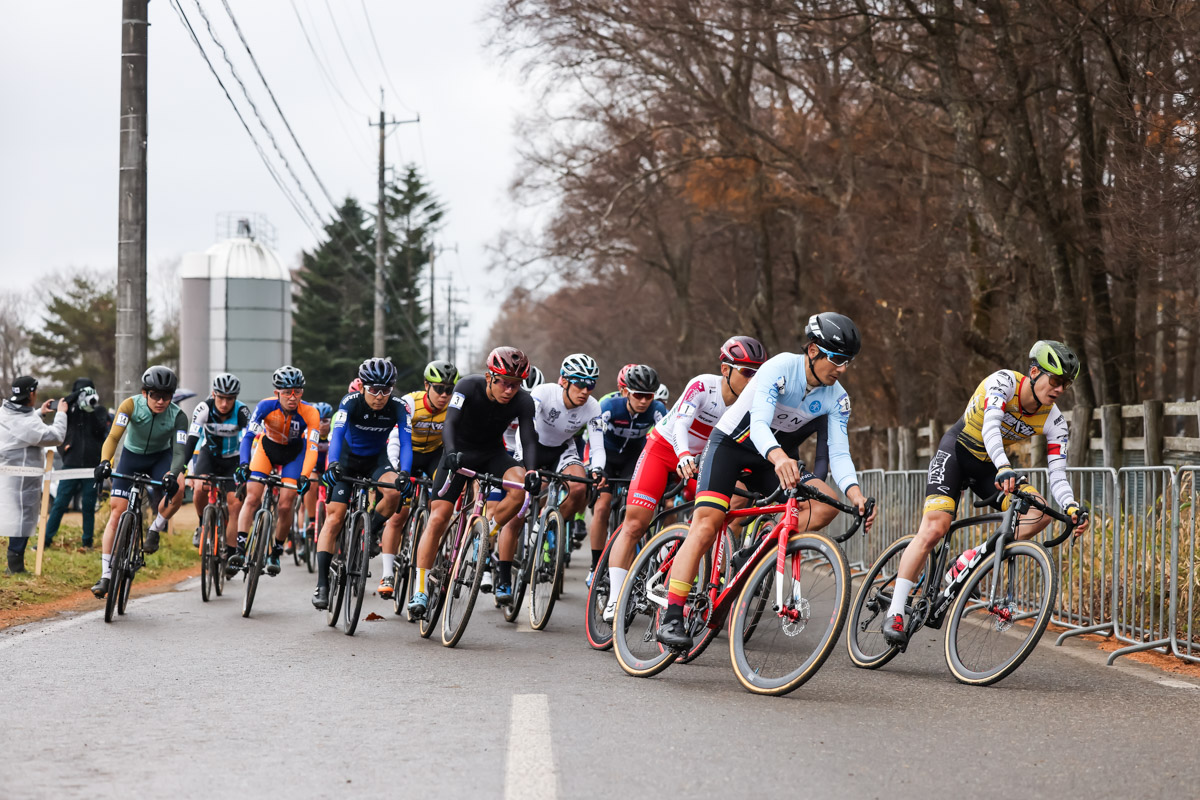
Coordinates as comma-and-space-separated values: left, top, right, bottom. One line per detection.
103, 471, 163, 623
613, 483, 873, 696
392, 475, 433, 620
195, 474, 236, 603
236, 472, 290, 619
324, 474, 396, 636
847, 484, 1080, 685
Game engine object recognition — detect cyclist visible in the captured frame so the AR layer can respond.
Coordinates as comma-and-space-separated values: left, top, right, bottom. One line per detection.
600, 336, 765, 621
407, 347, 539, 620
376, 359, 459, 599
229, 366, 321, 578
184, 373, 250, 559
90, 366, 189, 598
655, 383, 669, 404
498, 353, 607, 600
299, 401, 335, 555
881, 340, 1092, 645
587, 363, 665, 585
655, 314, 877, 650
311, 358, 410, 609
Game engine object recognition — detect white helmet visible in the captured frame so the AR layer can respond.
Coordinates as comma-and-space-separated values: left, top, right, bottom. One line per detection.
560, 353, 599, 382
655, 383, 669, 402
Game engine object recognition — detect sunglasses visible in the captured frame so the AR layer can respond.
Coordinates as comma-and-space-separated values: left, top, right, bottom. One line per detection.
630, 391, 654, 401
1046, 374, 1073, 390
364, 385, 394, 397
491, 374, 522, 389
428, 383, 455, 395
817, 345, 853, 367
568, 378, 597, 391
146, 390, 172, 403
214, 392, 238, 401
277, 388, 303, 397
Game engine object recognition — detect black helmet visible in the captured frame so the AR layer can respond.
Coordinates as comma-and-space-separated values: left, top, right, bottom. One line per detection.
424, 360, 459, 385
624, 364, 659, 394
141, 365, 178, 394
272, 365, 306, 390
1029, 340, 1080, 382
358, 357, 397, 386
212, 373, 240, 396
805, 312, 862, 359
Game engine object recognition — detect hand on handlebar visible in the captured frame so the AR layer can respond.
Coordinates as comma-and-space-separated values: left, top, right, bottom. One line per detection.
995, 466, 1021, 495
1065, 504, 1091, 538
847, 485, 877, 532
523, 469, 542, 494
588, 467, 607, 489
768, 449, 801, 490
676, 454, 698, 481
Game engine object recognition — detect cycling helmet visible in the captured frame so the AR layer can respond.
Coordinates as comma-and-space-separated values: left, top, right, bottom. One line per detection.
616, 363, 636, 390
655, 383, 669, 402
358, 357, 397, 386
805, 312, 861, 359
1029, 340, 1080, 382
623, 364, 659, 394
423, 359, 459, 385
522, 366, 545, 391
348, 378, 363, 394
141, 365, 178, 394
212, 373, 240, 396
272, 365, 306, 390
560, 353, 600, 381
720, 335, 768, 367
314, 402, 334, 420
486, 346, 530, 379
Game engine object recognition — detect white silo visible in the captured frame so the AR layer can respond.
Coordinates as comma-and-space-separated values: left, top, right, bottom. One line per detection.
179, 217, 292, 412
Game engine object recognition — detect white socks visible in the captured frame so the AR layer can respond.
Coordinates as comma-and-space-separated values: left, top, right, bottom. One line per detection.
101, 553, 112, 579
150, 514, 167, 532
381, 553, 395, 577
888, 577, 914, 618
608, 567, 628, 595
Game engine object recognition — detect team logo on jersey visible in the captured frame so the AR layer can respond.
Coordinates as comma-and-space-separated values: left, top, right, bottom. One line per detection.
547, 408, 561, 423
928, 449, 951, 485
808, 400, 821, 413
772, 376, 787, 397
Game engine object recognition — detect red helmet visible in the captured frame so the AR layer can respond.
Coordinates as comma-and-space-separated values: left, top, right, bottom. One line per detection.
348, 378, 363, 394
616, 363, 636, 389
486, 346, 530, 380
720, 335, 767, 368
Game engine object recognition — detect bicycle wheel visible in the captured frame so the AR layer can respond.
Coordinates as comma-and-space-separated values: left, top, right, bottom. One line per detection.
612, 523, 691, 678
327, 528, 346, 628
200, 505, 218, 602
503, 515, 534, 622
419, 528, 455, 639
116, 516, 139, 615
441, 515, 489, 647
676, 530, 729, 664
291, 505, 303, 566
529, 509, 566, 630
728, 532, 850, 696
398, 505, 426, 619
213, 507, 227, 597
584, 524, 620, 650
846, 535, 915, 670
342, 512, 370, 635
104, 512, 135, 623
944, 540, 1057, 686
242, 510, 271, 618
306, 500, 324, 574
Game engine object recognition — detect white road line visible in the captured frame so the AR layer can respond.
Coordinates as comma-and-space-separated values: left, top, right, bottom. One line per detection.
0, 578, 197, 652
504, 693, 557, 800
1156, 678, 1200, 691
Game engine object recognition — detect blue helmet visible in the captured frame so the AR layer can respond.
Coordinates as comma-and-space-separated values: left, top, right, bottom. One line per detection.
314, 402, 334, 420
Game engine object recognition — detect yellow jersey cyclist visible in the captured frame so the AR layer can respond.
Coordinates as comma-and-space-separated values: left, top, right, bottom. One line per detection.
90, 366, 190, 599
228, 366, 321, 578
376, 359, 460, 599
882, 340, 1093, 645
655, 313, 878, 651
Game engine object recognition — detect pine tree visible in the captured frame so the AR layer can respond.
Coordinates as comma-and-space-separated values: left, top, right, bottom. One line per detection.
27, 274, 118, 398
384, 165, 444, 380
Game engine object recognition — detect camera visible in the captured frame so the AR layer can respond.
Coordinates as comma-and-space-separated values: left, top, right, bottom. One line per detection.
70, 386, 101, 412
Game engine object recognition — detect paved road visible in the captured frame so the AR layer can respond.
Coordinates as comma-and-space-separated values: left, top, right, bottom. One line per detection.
3, 555, 1196, 799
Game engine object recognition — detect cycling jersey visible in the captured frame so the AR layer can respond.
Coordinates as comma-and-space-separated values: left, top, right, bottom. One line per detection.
529, 383, 605, 471
101, 395, 189, 473
715, 352, 859, 495
328, 391, 410, 473
653, 373, 729, 459
599, 394, 666, 455
184, 398, 250, 461
401, 390, 448, 454
239, 397, 321, 478
443, 375, 537, 471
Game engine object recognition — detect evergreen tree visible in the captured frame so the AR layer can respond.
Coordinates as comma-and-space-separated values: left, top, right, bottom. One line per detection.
384, 164, 444, 379
27, 274, 118, 399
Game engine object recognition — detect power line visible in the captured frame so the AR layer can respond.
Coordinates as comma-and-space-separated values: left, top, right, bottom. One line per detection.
322, 0, 377, 110
359, 0, 416, 115
289, 0, 368, 118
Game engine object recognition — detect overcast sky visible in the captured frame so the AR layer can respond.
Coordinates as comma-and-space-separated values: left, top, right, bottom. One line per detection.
0, 0, 533, 363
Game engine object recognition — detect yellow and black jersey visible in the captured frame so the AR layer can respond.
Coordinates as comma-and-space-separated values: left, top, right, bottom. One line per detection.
400, 390, 448, 454
955, 369, 1067, 464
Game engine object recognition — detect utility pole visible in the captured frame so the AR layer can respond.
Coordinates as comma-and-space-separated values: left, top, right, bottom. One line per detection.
115, 0, 149, 407
368, 89, 418, 357
445, 287, 468, 364
428, 243, 457, 359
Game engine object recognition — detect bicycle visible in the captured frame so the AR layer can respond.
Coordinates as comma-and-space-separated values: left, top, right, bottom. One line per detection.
613, 483, 872, 696
236, 472, 289, 619
324, 474, 395, 636
523, 469, 593, 630
305, 483, 325, 574
103, 472, 163, 623
847, 485, 1078, 686
421, 467, 529, 647
393, 475, 433, 620
194, 474, 236, 603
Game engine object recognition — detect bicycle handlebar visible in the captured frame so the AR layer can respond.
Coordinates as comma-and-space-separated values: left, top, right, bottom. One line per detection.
110, 472, 164, 488
974, 480, 1081, 547
532, 468, 595, 486
191, 474, 237, 486
783, 483, 876, 543
441, 467, 532, 519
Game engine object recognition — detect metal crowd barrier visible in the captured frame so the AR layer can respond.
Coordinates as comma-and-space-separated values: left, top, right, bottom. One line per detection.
1173, 467, 1200, 664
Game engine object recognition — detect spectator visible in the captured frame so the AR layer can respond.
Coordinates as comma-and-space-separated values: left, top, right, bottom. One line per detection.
44, 378, 107, 548
0, 377, 68, 574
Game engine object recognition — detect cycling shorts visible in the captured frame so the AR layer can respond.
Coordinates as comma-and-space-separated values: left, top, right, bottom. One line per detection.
328, 451, 396, 505
693, 430, 814, 514
922, 423, 1035, 516
249, 435, 306, 488
627, 430, 682, 511
432, 448, 521, 505
530, 439, 583, 473
112, 448, 173, 504
194, 450, 238, 481
599, 445, 639, 494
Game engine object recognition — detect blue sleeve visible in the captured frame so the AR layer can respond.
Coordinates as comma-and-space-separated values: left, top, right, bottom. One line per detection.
239, 400, 269, 463
395, 400, 413, 473
328, 397, 353, 465
826, 386, 859, 494
748, 356, 793, 457
651, 400, 667, 423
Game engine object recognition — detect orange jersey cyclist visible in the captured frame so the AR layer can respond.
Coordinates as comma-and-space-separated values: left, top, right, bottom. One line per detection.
655, 313, 878, 651
228, 366, 321, 578
881, 340, 1092, 645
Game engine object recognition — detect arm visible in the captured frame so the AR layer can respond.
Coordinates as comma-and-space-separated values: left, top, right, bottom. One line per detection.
183, 401, 209, 458
442, 390, 464, 453
825, 390, 860, 495
239, 401, 266, 464
299, 405, 322, 479
100, 397, 136, 465
328, 401, 350, 465
748, 368, 785, 459
586, 413, 606, 472
168, 409, 191, 474
671, 379, 706, 458
1043, 407, 1076, 509
980, 371, 1018, 469
517, 398, 538, 471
